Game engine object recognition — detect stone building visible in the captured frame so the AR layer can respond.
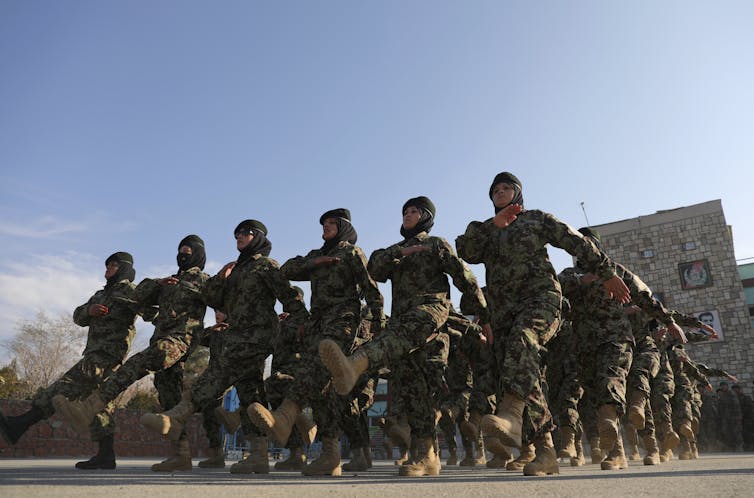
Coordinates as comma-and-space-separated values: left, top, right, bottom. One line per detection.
591, 199, 752, 386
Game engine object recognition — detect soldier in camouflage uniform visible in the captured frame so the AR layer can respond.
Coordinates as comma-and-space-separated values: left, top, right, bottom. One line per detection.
55, 236, 210, 473
139, 219, 309, 475
1, 252, 139, 470
318, 196, 489, 477
247, 209, 383, 477
717, 381, 743, 451
454, 172, 631, 477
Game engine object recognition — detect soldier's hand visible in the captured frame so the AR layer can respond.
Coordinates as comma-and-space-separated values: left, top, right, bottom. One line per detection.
313, 256, 341, 266
158, 276, 179, 286
705, 383, 713, 392
727, 374, 739, 383
88, 304, 109, 317
480, 323, 494, 346
219, 262, 236, 279
400, 245, 428, 257
667, 322, 687, 344
492, 203, 522, 228
602, 275, 631, 304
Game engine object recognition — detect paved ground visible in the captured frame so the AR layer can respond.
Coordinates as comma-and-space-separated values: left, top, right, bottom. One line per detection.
1, 453, 753, 497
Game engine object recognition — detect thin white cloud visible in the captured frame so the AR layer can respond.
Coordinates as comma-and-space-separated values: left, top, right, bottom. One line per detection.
0, 216, 88, 238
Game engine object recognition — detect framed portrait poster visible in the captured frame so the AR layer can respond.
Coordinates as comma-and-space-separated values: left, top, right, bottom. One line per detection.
692, 309, 723, 341
678, 259, 712, 290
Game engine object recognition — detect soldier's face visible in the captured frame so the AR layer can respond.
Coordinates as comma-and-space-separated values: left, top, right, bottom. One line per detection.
322, 218, 338, 241
105, 261, 119, 279
179, 246, 193, 256
492, 183, 516, 208
403, 206, 422, 230
236, 232, 254, 251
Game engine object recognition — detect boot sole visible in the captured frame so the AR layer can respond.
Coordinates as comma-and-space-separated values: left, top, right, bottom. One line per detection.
318, 340, 355, 396
480, 415, 522, 448
247, 403, 289, 446
628, 408, 646, 430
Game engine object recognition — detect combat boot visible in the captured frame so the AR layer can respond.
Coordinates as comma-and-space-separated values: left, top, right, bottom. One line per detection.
198, 446, 226, 468
627, 390, 646, 430
506, 443, 535, 471
247, 398, 300, 446
600, 434, 628, 470
140, 392, 195, 440
387, 418, 411, 451
394, 444, 409, 466
678, 438, 693, 460
214, 405, 240, 433
571, 436, 586, 467
557, 426, 577, 459
303, 436, 342, 476
690, 440, 699, 459
589, 436, 603, 464
642, 434, 660, 465
677, 418, 695, 441
445, 446, 458, 466
481, 392, 525, 448
460, 410, 482, 441
523, 432, 559, 476
0, 405, 44, 445
295, 411, 317, 446
342, 447, 370, 472
597, 404, 620, 454
53, 391, 106, 436
274, 447, 307, 471
458, 437, 475, 467
659, 421, 680, 454
318, 340, 369, 396
399, 437, 441, 477
151, 438, 192, 472
75, 434, 116, 470
229, 436, 270, 474
485, 435, 513, 468
625, 424, 641, 461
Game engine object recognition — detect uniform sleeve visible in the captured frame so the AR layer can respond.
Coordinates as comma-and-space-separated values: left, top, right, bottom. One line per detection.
558, 268, 583, 298
350, 246, 384, 319
265, 264, 310, 324
134, 278, 161, 307
615, 264, 674, 326
542, 213, 616, 282
368, 244, 403, 283
73, 297, 94, 327
203, 273, 227, 311
437, 238, 489, 324
455, 221, 488, 264
281, 251, 319, 281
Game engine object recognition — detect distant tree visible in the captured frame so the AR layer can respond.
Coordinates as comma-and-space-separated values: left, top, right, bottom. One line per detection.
0, 360, 34, 399
1, 311, 87, 395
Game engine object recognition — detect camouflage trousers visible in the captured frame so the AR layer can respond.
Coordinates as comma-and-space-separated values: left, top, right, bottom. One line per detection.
492, 294, 561, 441
191, 337, 270, 438
671, 371, 695, 424
287, 311, 359, 439
100, 333, 191, 403
265, 372, 306, 449
341, 375, 377, 450
544, 323, 583, 432
650, 353, 675, 436
438, 348, 472, 420
626, 335, 661, 398
33, 351, 121, 441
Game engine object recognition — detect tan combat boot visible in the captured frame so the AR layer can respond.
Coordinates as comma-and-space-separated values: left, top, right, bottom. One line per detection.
458, 438, 475, 467
481, 392, 525, 448
597, 405, 620, 455
229, 436, 270, 474
52, 391, 106, 436
394, 444, 409, 466
677, 418, 695, 441
523, 432, 559, 476
589, 436, 603, 464
140, 392, 195, 440
445, 446, 458, 466
601, 434, 628, 470
558, 426, 577, 459
274, 447, 307, 471
460, 411, 482, 441
295, 412, 317, 446
659, 421, 680, 455
625, 424, 641, 461
690, 440, 699, 459
303, 437, 342, 476
642, 434, 660, 465
151, 438, 192, 472
198, 446, 226, 468
318, 340, 369, 396
678, 438, 693, 460
485, 435, 512, 468
571, 436, 586, 467
398, 437, 441, 477
247, 398, 300, 446
627, 390, 647, 430
214, 405, 241, 433
342, 447, 370, 472
506, 443, 536, 471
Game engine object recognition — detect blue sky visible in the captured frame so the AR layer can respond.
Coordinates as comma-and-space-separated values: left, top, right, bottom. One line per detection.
1, 1, 753, 360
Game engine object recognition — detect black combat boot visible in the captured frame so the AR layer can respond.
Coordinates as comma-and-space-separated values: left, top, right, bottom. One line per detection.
75, 434, 116, 470
0, 405, 45, 445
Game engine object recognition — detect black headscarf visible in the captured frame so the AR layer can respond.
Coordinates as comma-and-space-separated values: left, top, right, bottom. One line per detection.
234, 219, 272, 264
177, 234, 206, 272
105, 252, 136, 289
319, 208, 357, 254
400, 196, 436, 239
489, 172, 524, 213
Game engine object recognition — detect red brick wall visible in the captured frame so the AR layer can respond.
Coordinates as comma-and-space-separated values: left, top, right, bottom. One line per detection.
0, 399, 210, 458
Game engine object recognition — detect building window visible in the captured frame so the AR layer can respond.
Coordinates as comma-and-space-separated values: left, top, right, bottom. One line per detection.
681, 241, 697, 251
640, 249, 654, 258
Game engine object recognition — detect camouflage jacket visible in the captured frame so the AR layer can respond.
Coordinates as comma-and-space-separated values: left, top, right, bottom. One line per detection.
135, 266, 209, 340
456, 210, 616, 313
281, 241, 383, 321
368, 232, 488, 322
204, 254, 309, 347
74, 279, 138, 361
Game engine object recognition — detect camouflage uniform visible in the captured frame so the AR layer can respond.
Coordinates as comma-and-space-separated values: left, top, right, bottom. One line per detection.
194, 254, 308, 438
456, 210, 617, 440
543, 318, 583, 435
282, 240, 383, 440
192, 324, 226, 450
625, 312, 661, 439
32, 279, 138, 440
